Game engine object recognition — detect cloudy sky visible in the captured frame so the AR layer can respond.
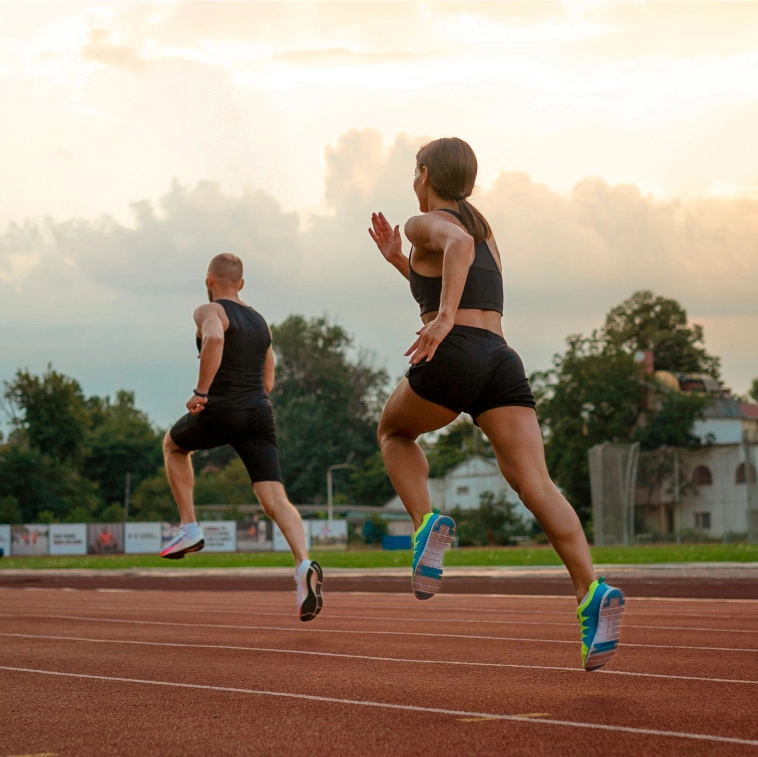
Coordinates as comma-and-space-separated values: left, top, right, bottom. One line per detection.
2, 1, 757, 430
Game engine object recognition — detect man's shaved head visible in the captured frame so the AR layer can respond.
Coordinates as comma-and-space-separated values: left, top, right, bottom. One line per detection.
208, 253, 243, 283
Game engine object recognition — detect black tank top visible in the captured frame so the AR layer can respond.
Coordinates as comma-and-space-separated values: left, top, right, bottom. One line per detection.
196, 299, 272, 409
408, 209, 503, 316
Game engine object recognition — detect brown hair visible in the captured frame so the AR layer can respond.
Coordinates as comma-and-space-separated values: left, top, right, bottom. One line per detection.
208, 253, 243, 283
416, 137, 492, 244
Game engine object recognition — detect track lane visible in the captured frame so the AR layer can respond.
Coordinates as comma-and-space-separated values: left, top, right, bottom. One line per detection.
2, 591, 758, 754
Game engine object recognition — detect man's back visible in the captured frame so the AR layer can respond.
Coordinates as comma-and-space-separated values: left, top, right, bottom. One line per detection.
200, 299, 272, 409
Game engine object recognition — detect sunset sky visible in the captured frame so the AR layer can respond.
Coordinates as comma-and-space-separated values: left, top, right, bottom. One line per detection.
2, 1, 757, 428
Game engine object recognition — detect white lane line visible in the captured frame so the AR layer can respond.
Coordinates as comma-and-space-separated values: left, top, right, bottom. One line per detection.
5, 586, 756, 616
7, 592, 756, 622
2, 631, 757, 686
4, 586, 757, 608
1, 665, 757, 747
2, 613, 757, 654
7, 600, 758, 629
88, 606, 757, 634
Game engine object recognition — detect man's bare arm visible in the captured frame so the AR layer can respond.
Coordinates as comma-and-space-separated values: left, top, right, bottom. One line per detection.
263, 344, 275, 394
187, 304, 225, 414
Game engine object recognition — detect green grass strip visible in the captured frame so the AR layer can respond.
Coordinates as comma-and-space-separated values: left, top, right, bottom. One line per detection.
1, 543, 757, 571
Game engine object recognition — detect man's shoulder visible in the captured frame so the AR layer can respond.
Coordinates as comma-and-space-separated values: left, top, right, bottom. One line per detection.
194, 302, 229, 330
194, 302, 226, 317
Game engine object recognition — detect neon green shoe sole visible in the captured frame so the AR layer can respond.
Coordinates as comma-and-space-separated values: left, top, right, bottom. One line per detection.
411, 509, 456, 600
577, 577, 625, 671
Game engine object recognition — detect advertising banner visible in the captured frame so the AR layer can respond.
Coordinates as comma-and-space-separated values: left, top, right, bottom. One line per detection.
236, 519, 273, 552
309, 520, 348, 550
87, 523, 124, 555
12, 525, 49, 556
199, 520, 237, 552
49, 523, 87, 555
125, 522, 162, 554
0, 524, 11, 556
273, 522, 311, 552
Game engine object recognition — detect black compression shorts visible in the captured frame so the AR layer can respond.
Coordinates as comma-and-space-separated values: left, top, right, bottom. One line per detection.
169, 406, 282, 483
406, 324, 536, 424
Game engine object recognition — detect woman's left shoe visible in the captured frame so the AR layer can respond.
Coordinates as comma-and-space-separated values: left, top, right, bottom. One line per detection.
411, 509, 456, 600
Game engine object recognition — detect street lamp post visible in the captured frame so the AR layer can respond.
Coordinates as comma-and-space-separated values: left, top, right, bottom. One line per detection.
326, 462, 351, 522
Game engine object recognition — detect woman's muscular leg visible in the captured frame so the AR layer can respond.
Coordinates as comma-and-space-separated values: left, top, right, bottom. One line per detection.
377, 379, 458, 530
476, 406, 596, 603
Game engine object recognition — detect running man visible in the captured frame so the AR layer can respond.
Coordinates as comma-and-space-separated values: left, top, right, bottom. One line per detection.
161, 253, 323, 622
369, 137, 624, 670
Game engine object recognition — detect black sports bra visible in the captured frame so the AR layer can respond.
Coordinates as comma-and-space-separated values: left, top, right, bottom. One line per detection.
408, 209, 504, 316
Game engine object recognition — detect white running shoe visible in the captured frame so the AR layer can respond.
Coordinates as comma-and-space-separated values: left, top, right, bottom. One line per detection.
295, 560, 323, 622
160, 528, 205, 560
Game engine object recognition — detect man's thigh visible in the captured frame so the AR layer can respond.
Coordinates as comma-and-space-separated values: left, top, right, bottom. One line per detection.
169, 411, 234, 451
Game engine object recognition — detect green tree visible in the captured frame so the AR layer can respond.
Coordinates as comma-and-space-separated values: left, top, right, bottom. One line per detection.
3, 365, 89, 464
0, 495, 23, 524
349, 449, 395, 507
130, 470, 176, 522
450, 490, 528, 547
0, 444, 99, 522
195, 457, 257, 505
604, 290, 721, 378
533, 333, 641, 524
83, 390, 163, 511
270, 315, 390, 503
99, 503, 125, 522
535, 293, 717, 526
633, 391, 710, 450
748, 378, 758, 403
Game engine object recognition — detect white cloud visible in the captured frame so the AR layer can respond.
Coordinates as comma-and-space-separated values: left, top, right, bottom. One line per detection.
2, 129, 757, 429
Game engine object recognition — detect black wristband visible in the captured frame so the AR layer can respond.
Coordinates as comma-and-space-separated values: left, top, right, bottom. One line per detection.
193, 389, 208, 398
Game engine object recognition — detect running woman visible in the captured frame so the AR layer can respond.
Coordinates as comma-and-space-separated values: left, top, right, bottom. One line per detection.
161, 253, 323, 622
368, 138, 624, 670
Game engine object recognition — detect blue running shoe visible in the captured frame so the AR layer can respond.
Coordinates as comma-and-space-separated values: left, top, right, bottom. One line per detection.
411, 508, 456, 600
577, 576, 625, 671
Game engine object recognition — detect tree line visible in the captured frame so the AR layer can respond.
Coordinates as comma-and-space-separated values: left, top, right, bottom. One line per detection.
0, 315, 396, 524
1, 293, 752, 530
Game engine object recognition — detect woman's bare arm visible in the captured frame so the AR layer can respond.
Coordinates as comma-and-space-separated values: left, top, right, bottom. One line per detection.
403, 213, 475, 364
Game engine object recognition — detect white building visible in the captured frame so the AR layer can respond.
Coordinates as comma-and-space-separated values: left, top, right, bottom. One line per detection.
591, 392, 758, 543
674, 443, 758, 537
693, 398, 758, 445
383, 455, 533, 535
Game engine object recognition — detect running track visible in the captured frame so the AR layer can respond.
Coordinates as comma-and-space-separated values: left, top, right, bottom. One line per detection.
1, 585, 757, 756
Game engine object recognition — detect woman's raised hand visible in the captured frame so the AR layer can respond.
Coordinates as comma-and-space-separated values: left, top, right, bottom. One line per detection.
369, 212, 402, 263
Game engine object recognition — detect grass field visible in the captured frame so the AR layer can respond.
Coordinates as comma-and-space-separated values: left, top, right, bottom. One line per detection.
1, 542, 757, 570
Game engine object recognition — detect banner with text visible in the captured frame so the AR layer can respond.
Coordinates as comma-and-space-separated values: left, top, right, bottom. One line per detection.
125, 522, 162, 554
199, 520, 237, 553
49, 524, 88, 555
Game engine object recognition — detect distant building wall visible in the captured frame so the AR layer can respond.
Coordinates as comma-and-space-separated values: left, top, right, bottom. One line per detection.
384, 455, 533, 523
592, 441, 758, 542
693, 418, 743, 445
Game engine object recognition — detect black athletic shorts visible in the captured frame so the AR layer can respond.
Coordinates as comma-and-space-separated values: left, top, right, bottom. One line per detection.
406, 325, 536, 424
169, 406, 282, 484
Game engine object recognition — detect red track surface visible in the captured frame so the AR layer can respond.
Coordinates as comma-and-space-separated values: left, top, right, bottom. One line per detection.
1, 587, 757, 756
